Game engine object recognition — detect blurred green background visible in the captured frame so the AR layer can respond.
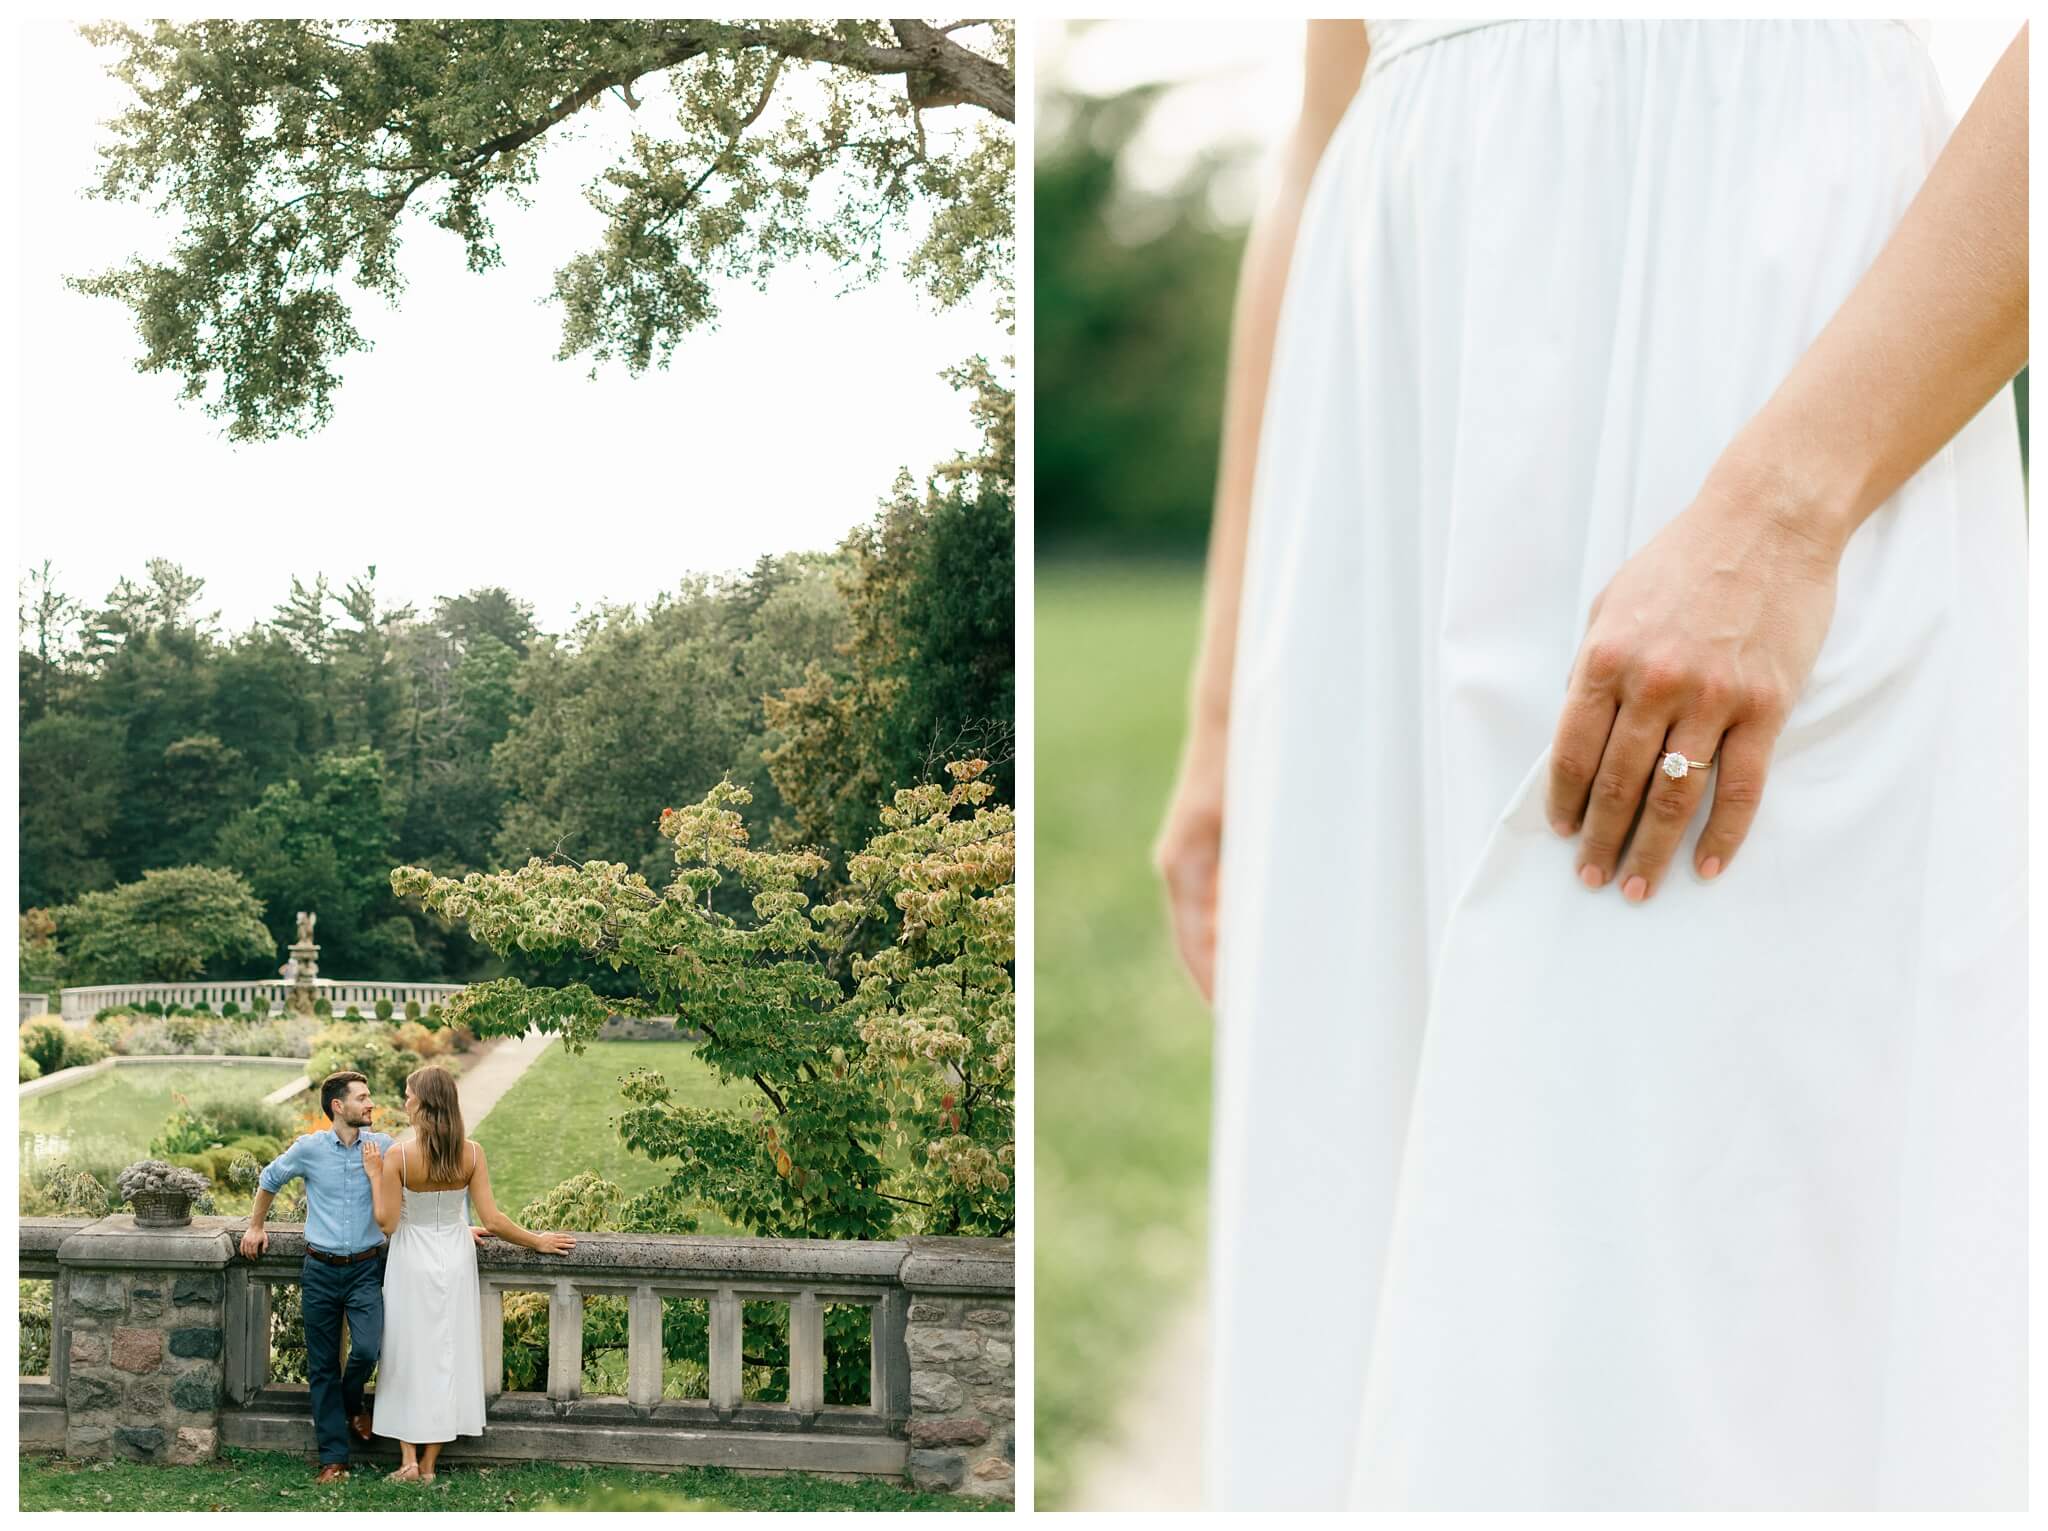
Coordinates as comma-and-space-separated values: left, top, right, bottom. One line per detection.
1033, 19, 2026, 1510
1034, 23, 1259, 1509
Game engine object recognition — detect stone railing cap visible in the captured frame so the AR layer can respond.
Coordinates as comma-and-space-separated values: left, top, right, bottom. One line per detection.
56, 1214, 238, 1269
21, 1217, 81, 1257
231, 1224, 953, 1285
899, 1235, 1015, 1295
27, 1217, 1014, 1289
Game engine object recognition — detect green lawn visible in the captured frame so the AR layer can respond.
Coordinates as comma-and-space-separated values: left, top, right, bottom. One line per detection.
19, 1447, 1001, 1512
1035, 561, 1214, 1508
20, 1060, 304, 1182
472, 1039, 745, 1234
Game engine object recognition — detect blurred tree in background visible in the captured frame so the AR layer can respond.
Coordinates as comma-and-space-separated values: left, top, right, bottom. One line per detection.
1035, 84, 1249, 557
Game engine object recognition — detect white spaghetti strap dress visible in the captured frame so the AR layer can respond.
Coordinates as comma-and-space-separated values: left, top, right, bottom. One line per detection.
371, 1141, 487, 1444
1206, 18, 2024, 1511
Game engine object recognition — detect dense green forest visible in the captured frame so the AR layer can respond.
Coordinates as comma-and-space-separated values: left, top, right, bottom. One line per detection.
19, 383, 1013, 988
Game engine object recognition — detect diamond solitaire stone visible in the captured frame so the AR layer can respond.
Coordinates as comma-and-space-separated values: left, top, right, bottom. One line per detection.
1661, 751, 1689, 781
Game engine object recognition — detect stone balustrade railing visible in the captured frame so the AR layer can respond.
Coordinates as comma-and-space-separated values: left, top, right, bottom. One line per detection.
19, 1217, 1013, 1498
21, 992, 49, 1022
55, 982, 467, 1025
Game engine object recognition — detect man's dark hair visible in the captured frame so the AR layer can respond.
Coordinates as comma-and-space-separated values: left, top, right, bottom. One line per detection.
319, 1070, 368, 1122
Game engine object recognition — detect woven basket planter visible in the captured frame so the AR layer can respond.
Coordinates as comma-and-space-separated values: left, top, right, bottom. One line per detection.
129, 1190, 194, 1229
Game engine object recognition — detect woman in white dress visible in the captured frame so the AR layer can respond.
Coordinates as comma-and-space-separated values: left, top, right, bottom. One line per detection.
363, 1064, 576, 1483
1155, 19, 2026, 1511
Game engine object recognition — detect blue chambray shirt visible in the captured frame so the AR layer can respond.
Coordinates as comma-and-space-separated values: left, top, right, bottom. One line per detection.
258, 1128, 395, 1256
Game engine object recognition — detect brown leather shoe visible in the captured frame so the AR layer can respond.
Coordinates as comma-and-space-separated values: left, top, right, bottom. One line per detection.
350, 1410, 373, 1442
314, 1463, 349, 1484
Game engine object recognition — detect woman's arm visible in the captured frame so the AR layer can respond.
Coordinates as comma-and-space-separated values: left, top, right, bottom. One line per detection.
1154, 21, 1370, 1004
466, 1143, 576, 1255
1732, 24, 2027, 554
363, 1139, 401, 1236
1547, 23, 2028, 900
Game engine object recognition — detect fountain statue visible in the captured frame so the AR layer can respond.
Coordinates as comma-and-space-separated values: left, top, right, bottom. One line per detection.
286, 910, 321, 1016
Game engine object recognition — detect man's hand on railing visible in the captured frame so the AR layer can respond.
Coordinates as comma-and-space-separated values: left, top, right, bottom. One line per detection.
239, 1226, 268, 1259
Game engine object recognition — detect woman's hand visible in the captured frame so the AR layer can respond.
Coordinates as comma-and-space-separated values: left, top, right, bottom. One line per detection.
361, 1141, 383, 1179
1155, 743, 1227, 1004
1547, 464, 1844, 900
534, 1231, 576, 1256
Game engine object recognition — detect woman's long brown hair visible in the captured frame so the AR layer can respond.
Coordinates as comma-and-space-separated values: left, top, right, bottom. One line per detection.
405, 1065, 467, 1185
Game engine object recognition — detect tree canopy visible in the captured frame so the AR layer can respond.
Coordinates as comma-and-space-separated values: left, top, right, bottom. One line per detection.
71, 18, 1014, 440
52, 865, 273, 984
395, 760, 1014, 1239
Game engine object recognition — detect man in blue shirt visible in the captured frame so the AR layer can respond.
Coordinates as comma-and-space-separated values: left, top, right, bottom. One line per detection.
241, 1070, 393, 1482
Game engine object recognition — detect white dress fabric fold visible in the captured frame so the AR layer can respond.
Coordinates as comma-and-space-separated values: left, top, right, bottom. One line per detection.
1206, 18, 2024, 1510
371, 1144, 487, 1444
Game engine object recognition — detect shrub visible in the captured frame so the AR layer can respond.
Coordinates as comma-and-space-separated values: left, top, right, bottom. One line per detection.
197, 1096, 292, 1142
141, 1001, 164, 1016
313, 999, 332, 1018
308, 1022, 417, 1101
149, 1095, 291, 1159
344, 1004, 361, 1019
391, 1021, 447, 1060
19, 1279, 52, 1377
61, 1031, 110, 1071
389, 1048, 425, 1085
221, 1000, 240, 1018
225, 1134, 282, 1166
151, 1108, 219, 1158
404, 999, 421, 1022
375, 998, 394, 1022
20, 1050, 41, 1082
20, 1162, 115, 1218
87, 1017, 123, 1056
197, 1145, 265, 1188
93, 1004, 136, 1023
116, 1018, 171, 1056
19, 1020, 70, 1077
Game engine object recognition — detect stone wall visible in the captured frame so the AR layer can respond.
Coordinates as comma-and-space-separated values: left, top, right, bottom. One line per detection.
57, 1221, 230, 1465
26, 1219, 1012, 1496
901, 1238, 1015, 1501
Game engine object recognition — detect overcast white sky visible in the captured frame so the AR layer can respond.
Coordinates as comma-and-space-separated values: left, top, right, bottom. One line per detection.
17, 20, 1012, 636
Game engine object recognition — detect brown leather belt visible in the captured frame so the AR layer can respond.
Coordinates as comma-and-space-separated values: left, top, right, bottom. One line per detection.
305, 1245, 385, 1266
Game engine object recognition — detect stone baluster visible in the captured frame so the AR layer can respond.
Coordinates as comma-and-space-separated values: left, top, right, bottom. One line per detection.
788, 1290, 824, 1419
626, 1285, 663, 1409
708, 1287, 743, 1416
546, 1281, 583, 1402
481, 1284, 504, 1399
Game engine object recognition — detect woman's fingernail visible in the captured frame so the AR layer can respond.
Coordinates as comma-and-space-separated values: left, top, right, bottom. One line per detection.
1699, 856, 1722, 880
1623, 875, 1648, 903
1579, 864, 1603, 889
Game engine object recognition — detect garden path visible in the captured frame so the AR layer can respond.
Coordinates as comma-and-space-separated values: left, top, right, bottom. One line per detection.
455, 1027, 558, 1131
1067, 1284, 1207, 1510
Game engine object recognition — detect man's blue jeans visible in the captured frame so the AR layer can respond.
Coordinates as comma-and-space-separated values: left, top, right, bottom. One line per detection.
300, 1251, 384, 1465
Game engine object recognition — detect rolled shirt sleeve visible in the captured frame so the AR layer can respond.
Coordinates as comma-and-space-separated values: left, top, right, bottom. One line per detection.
257, 1135, 306, 1195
